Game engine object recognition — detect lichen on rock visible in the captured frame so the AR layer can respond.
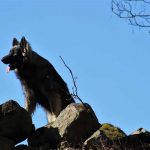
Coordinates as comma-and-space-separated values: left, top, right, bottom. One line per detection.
100, 123, 126, 140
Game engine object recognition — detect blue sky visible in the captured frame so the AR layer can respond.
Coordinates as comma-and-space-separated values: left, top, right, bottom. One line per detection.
0, 0, 150, 136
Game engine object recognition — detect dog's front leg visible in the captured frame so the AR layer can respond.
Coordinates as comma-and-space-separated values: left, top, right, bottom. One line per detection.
46, 111, 56, 123
24, 88, 37, 115
46, 92, 62, 123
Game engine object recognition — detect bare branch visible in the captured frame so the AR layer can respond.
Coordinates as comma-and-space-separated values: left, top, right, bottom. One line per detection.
59, 56, 91, 112
127, 0, 150, 4
112, 0, 150, 28
59, 56, 78, 95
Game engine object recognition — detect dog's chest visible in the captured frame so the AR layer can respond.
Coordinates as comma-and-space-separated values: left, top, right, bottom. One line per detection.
16, 64, 52, 88
16, 64, 39, 85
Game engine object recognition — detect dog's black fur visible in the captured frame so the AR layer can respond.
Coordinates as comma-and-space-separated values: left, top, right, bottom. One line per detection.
1, 37, 75, 122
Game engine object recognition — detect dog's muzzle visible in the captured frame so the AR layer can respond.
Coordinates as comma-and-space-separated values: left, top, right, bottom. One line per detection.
1, 54, 13, 64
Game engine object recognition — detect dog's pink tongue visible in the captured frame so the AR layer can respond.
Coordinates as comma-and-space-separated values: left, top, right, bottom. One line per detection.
6, 66, 10, 73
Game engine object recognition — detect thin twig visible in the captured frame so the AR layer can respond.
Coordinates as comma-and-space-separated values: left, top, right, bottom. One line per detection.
59, 56, 90, 112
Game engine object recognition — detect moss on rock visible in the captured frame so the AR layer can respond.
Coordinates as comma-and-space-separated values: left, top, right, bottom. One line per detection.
100, 123, 126, 140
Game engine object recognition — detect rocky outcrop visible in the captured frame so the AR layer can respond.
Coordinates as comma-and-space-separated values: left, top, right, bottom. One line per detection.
129, 128, 150, 143
83, 125, 150, 150
83, 129, 109, 149
28, 126, 61, 149
28, 103, 100, 149
0, 136, 15, 150
0, 100, 34, 150
50, 103, 100, 143
0, 100, 150, 150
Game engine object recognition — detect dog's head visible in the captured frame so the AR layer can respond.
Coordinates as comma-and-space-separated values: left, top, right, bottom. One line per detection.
1, 37, 30, 71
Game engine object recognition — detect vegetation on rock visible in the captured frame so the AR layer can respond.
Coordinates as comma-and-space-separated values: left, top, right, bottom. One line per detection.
100, 123, 126, 140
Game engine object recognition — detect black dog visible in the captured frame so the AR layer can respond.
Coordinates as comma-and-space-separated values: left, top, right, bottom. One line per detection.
1, 37, 75, 122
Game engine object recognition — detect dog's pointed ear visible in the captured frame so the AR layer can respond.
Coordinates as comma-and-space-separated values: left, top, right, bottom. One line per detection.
20, 36, 30, 57
20, 36, 27, 48
12, 38, 19, 46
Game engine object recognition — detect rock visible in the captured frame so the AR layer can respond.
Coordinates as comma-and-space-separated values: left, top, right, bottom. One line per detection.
100, 123, 126, 140
83, 130, 110, 150
48, 103, 100, 146
0, 100, 34, 144
83, 124, 128, 150
58, 140, 81, 150
2, 99, 150, 150
132, 128, 148, 135
83, 123, 127, 150
0, 136, 15, 150
15, 144, 48, 150
131, 128, 150, 142
28, 126, 61, 149
127, 128, 150, 145
28, 103, 100, 149
15, 144, 29, 150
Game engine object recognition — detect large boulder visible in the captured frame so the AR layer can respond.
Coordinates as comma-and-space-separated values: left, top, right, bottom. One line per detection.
129, 128, 150, 143
125, 128, 150, 149
0, 136, 15, 150
0, 100, 34, 144
83, 123, 126, 150
15, 144, 29, 150
28, 103, 100, 149
50, 103, 100, 145
83, 130, 110, 150
28, 126, 61, 149
51, 103, 100, 144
